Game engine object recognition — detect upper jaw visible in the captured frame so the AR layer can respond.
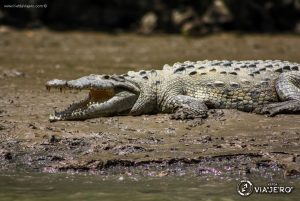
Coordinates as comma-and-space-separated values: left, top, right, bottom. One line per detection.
45, 74, 140, 94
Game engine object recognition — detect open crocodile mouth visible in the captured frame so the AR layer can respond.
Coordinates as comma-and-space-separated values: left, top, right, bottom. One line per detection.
45, 77, 139, 122
47, 88, 115, 121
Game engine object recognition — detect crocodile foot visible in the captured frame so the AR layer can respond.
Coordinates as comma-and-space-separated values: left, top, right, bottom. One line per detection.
255, 100, 300, 116
168, 95, 208, 120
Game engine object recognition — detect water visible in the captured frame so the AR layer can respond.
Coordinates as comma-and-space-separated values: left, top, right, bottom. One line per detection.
0, 172, 299, 201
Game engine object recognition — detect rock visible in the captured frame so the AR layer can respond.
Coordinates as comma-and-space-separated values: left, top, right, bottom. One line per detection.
0, 25, 11, 33
171, 7, 195, 26
285, 168, 300, 177
0, 69, 25, 79
202, 0, 233, 25
0, 149, 12, 160
295, 22, 300, 34
138, 12, 157, 35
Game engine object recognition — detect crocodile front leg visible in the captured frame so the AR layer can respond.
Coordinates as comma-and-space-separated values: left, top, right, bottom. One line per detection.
162, 95, 208, 120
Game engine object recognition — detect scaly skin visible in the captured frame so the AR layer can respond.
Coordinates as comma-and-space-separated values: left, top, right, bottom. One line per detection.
46, 60, 300, 121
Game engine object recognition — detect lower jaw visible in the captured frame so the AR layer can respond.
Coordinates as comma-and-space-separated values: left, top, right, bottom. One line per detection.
49, 108, 88, 121
49, 113, 87, 122
50, 100, 105, 121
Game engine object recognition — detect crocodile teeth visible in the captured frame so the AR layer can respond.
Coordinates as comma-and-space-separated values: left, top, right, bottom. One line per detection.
87, 102, 99, 107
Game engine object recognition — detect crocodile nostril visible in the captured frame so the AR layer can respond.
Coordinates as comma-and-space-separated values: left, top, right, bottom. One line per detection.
103, 75, 110, 79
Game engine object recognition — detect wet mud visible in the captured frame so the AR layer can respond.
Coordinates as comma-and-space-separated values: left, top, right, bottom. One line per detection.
0, 28, 299, 179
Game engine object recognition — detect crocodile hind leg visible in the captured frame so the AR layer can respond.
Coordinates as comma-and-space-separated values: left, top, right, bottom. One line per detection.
257, 71, 300, 116
164, 95, 208, 120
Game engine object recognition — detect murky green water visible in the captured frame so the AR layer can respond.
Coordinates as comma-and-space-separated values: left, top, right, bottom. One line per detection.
0, 172, 298, 201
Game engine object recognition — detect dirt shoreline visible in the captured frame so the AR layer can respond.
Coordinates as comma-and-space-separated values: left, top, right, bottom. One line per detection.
0, 28, 299, 178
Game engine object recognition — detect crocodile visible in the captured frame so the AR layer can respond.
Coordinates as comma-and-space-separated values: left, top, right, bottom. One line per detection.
46, 60, 300, 122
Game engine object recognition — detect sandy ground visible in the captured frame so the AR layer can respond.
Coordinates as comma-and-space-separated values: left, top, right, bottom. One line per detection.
0, 28, 299, 178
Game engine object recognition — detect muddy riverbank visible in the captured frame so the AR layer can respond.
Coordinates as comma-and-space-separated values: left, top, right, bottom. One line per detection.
0, 28, 299, 179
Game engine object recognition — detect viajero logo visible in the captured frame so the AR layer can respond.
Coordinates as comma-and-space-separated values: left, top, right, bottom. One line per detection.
237, 180, 294, 197
237, 180, 253, 197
